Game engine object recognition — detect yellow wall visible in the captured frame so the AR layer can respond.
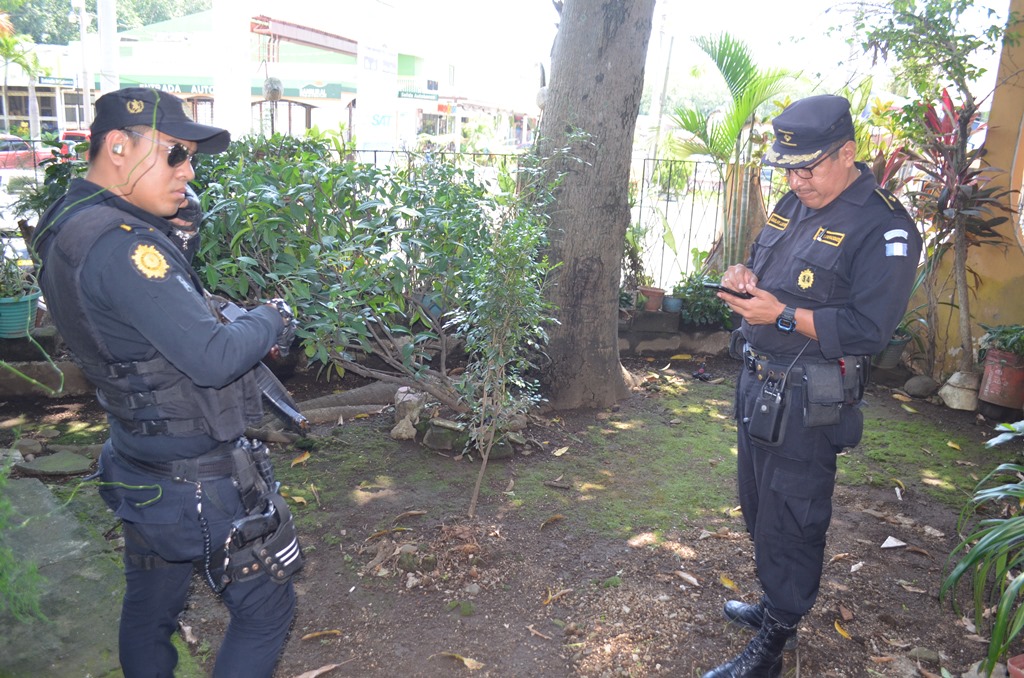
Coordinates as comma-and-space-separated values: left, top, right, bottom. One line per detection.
931, 0, 1024, 377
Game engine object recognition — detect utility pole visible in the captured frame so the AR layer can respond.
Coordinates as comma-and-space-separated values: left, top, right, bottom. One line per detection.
70, 0, 92, 126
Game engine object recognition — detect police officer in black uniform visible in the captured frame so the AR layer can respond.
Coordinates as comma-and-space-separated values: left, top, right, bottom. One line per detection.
32, 88, 299, 678
701, 95, 922, 677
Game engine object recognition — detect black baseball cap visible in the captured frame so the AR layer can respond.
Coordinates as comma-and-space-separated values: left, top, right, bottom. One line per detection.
91, 87, 230, 154
763, 95, 855, 169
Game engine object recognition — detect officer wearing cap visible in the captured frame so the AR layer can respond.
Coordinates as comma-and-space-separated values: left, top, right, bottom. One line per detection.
32, 88, 297, 677
701, 95, 922, 677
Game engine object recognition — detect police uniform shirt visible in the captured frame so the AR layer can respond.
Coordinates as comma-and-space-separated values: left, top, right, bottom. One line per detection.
35, 178, 282, 461
742, 163, 922, 359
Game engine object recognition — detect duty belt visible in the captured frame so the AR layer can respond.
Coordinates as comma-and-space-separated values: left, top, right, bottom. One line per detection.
113, 442, 238, 482
744, 346, 804, 383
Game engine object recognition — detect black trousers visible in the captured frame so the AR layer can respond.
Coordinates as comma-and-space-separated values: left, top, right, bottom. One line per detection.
98, 442, 296, 678
734, 367, 863, 623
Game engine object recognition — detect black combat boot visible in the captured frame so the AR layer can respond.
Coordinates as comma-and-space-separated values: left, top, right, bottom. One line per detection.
701, 608, 797, 678
723, 599, 798, 651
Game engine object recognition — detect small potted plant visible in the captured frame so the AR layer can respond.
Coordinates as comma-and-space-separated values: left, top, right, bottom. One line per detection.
0, 254, 41, 339
977, 323, 1024, 412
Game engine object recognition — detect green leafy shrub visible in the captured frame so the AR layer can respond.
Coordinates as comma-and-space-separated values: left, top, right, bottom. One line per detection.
942, 459, 1024, 674
673, 270, 733, 330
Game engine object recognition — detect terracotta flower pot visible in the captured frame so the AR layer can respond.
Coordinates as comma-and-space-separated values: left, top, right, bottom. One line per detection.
637, 286, 665, 312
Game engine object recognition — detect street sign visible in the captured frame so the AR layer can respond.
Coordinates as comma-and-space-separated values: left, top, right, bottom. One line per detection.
38, 76, 75, 87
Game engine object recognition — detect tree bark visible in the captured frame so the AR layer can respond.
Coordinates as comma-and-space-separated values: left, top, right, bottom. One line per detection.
538, 0, 656, 410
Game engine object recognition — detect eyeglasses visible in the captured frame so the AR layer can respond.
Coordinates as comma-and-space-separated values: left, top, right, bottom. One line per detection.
123, 129, 196, 168
785, 144, 843, 180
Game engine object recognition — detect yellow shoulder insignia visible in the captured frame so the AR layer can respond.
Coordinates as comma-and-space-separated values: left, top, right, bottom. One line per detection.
875, 187, 899, 211
766, 213, 790, 231
119, 224, 132, 231
131, 243, 170, 280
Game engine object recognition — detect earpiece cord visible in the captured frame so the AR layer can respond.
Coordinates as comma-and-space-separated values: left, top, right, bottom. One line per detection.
32, 90, 169, 275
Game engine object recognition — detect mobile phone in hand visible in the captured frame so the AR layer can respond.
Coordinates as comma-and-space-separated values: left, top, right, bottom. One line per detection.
703, 282, 753, 299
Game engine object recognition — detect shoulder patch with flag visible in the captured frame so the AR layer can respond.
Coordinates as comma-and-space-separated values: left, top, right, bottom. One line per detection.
883, 228, 909, 257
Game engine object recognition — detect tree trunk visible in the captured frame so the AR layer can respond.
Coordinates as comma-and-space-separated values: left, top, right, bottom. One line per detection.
953, 221, 974, 373
538, 0, 656, 410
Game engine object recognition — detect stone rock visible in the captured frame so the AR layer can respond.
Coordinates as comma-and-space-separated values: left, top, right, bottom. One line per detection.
390, 418, 417, 440
0, 447, 23, 464
904, 375, 940, 398
13, 438, 43, 456
47, 443, 105, 461
13, 450, 93, 477
906, 646, 940, 664
421, 423, 468, 452
397, 552, 419, 572
394, 387, 426, 424
938, 371, 981, 411
504, 414, 529, 432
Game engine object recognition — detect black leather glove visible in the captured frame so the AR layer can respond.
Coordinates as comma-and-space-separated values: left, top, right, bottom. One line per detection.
269, 298, 296, 357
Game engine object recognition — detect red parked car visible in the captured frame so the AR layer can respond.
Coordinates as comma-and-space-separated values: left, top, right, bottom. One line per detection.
59, 129, 90, 158
0, 134, 52, 169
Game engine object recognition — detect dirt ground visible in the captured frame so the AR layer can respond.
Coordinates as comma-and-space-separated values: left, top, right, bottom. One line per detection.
6, 353, 1021, 678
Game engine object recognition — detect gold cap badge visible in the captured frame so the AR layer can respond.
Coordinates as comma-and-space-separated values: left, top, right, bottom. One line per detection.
126, 99, 145, 114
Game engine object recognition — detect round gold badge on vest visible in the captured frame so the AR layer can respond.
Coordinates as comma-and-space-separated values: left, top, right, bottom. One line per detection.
798, 268, 814, 290
131, 243, 170, 280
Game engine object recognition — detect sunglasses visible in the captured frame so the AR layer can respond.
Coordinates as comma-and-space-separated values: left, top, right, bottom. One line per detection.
785, 144, 843, 180
123, 129, 196, 167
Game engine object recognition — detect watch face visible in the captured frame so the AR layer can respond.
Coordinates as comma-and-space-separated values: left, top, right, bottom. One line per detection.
776, 308, 796, 333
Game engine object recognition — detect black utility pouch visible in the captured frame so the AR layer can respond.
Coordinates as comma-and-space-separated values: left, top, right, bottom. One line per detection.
748, 376, 787, 446
803, 362, 844, 427
842, 356, 869, 403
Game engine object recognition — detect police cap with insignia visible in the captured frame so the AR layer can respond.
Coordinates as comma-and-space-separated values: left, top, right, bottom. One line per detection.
91, 87, 230, 154
763, 94, 855, 169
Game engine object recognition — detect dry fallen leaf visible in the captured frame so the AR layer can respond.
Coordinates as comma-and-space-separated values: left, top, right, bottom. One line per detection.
947, 440, 961, 450
300, 629, 342, 641
851, 561, 864, 573
353, 413, 369, 419
898, 580, 927, 594
676, 571, 701, 587
540, 514, 565, 530
892, 393, 913, 402
901, 403, 919, 414
671, 353, 693, 360
292, 663, 348, 678
828, 553, 854, 565
919, 667, 941, 678
289, 495, 308, 505
834, 619, 852, 640
891, 478, 905, 491
719, 575, 740, 593
429, 652, 484, 671
290, 451, 311, 467
392, 510, 427, 524
542, 588, 573, 605
552, 446, 569, 457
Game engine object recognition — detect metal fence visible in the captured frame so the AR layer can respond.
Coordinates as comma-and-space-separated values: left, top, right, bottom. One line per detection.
631, 157, 789, 290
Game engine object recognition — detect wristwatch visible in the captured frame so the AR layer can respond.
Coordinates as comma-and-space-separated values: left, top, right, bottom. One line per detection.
776, 305, 797, 334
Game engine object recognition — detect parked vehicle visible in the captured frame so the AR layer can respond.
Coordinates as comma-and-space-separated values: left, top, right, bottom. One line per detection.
0, 134, 52, 169
59, 129, 90, 158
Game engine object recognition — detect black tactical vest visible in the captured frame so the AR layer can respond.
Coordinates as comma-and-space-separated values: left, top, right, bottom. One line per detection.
40, 205, 263, 441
